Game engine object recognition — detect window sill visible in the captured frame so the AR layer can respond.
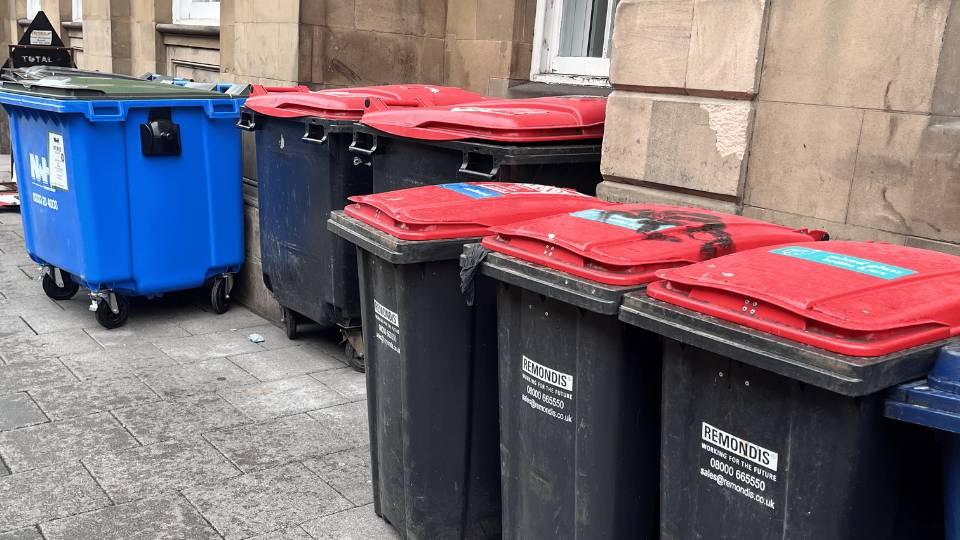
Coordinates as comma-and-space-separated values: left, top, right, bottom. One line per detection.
156, 23, 219, 37
506, 81, 612, 99
17, 18, 31, 28
62, 21, 82, 30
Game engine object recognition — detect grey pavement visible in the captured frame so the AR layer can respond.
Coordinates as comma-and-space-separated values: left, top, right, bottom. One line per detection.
0, 207, 399, 539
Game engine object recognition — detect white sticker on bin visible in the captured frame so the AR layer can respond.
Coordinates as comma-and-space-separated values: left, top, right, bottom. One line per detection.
520, 355, 573, 423
48, 132, 68, 191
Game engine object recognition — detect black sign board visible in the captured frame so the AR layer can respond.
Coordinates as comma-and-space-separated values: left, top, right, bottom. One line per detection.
5, 11, 75, 69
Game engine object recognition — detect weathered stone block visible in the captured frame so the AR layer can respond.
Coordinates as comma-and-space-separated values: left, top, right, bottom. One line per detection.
760, 0, 950, 112
846, 111, 960, 243
354, 0, 445, 37
601, 91, 752, 197
477, 0, 516, 41
742, 206, 907, 244
444, 38, 511, 93
322, 28, 432, 86
446, 0, 477, 39
610, 0, 766, 95
596, 181, 738, 214
743, 101, 862, 222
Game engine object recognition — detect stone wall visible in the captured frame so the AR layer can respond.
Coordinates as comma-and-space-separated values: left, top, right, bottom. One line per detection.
599, 0, 960, 255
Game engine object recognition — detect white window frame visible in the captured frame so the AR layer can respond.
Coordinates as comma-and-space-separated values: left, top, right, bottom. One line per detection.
26, 0, 41, 19
531, 0, 615, 86
173, 0, 220, 26
72, 0, 82, 21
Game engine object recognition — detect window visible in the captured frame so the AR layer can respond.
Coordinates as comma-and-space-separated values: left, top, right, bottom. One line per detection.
26, 0, 41, 19
72, 0, 82, 21
173, 0, 220, 25
532, 0, 619, 85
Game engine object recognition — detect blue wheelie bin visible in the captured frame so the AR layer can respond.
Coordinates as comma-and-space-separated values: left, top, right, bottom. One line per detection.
886, 342, 960, 540
0, 73, 244, 328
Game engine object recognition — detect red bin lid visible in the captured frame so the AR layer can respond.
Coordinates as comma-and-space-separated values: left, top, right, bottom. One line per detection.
359, 96, 606, 142
343, 183, 606, 241
243, 85, 484, 121
480, 205, 826, 286
646, 241, 960, 357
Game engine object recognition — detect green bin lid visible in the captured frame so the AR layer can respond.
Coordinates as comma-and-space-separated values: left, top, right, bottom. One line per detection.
0, 74, 225, 100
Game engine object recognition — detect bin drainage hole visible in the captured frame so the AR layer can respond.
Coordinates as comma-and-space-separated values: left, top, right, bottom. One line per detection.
744, 381, 750, 387
718, 371, 724, 378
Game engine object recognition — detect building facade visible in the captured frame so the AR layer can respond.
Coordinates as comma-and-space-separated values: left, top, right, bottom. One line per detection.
1, 0, 957, 320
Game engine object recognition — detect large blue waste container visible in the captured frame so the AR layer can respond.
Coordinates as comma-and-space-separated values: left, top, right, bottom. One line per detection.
886, 342, 960, 540
0, 74, 244, 328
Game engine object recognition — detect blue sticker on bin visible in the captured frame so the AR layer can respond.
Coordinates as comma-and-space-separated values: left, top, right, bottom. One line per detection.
441, 183, 503, 199
770, 246, 916, 280
570, 209, 677, 233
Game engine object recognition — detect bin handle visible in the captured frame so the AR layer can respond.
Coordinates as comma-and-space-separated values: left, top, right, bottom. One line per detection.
236, 110, 256, 131
302, 121, 327, 144
349, 131, 378, 156
459, 151, 499, 180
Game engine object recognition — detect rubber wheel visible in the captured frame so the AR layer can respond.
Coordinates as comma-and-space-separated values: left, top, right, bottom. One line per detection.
345, 341, 365, 373
210, 277, 231, 314
95, 295, 130, 329
42, 270, 79, 300
283, 307, 298, 340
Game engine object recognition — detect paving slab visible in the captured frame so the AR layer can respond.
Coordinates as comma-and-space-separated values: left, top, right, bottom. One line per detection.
0, 463, 110, 533
40, 493, 221, 540
177, 305, 270, 335
59, 344, 176, 381
0, 460, 8, 477
0, 329, 101, 364
84, 320, 192, 348
218, 375, 348, 421
114, 394, 250, 445
183, 463, 352, 540
0, 393, 47, 431
311, 368, 366, 402
308, 401, 370, 450
29, 376, 160, 420
0, 277, 46, 300
204, 413, 351, 473
303, 446, 373, 506
0, 527, 42, 540
0, 412, 138, 473
248, 526, 313, 539
229, 346, 345, 382
300, 504, 399, 540
83, 437, 241, 504
155, 328, 268, 363
0, 359, 77, 394
136, 358, 259, 399
0, 317, 32, 339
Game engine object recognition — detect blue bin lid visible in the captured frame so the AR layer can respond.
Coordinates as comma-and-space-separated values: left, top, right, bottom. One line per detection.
0, 72, 225, 100
885, 343, 960, 434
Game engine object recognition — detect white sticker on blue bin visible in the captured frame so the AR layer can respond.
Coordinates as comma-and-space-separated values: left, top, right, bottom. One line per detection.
769, 246, 916, 280
571, 209, 678, 232
48, 132, 68, 192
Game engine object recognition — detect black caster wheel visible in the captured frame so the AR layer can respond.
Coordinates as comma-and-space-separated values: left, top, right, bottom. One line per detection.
210, 277, 231, 314
95, 295, 130, 329
282, 307, 298, 340
42, 269, 79, 300
345, 341, 365, 373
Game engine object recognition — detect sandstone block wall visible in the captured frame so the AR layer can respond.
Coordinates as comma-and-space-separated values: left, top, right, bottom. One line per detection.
599, 0, 960, 255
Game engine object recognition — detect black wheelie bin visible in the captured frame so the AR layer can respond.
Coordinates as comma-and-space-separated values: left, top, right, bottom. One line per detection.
476, 204, 826, 539
328, 182, 607, 539
349, 96, 605, 195
239, 85, 482, 365
620, 241, 960, 539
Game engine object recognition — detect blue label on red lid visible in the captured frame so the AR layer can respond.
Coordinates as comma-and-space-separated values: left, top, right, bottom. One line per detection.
440, 183, 503, 199
571, 209, 677, 233
770, 246, 916, 280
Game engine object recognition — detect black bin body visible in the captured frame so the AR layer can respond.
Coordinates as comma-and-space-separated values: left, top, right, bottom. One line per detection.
351, 126, 602, 196
619, 294, 945, 540
328, 212, 501, 539
248, 113, 364, 330
481, 252, 660, 539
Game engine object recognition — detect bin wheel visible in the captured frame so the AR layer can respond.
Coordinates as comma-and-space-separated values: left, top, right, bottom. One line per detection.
95, 295, 129, 329
345, 341, 365, 373
210, 277, 231, 314
42, 270, 79, 300
283, 307, 298, 340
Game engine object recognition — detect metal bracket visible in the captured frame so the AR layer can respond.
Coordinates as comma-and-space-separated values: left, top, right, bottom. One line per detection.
89, 290, 119, 314
222, 273, 235, 299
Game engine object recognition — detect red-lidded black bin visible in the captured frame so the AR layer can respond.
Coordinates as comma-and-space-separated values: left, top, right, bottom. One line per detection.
476, 205, 826, 539
238, 85, 482, 360
327, 183, 607, 539
621, 241, 960, 539
350, 96, 605, 195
